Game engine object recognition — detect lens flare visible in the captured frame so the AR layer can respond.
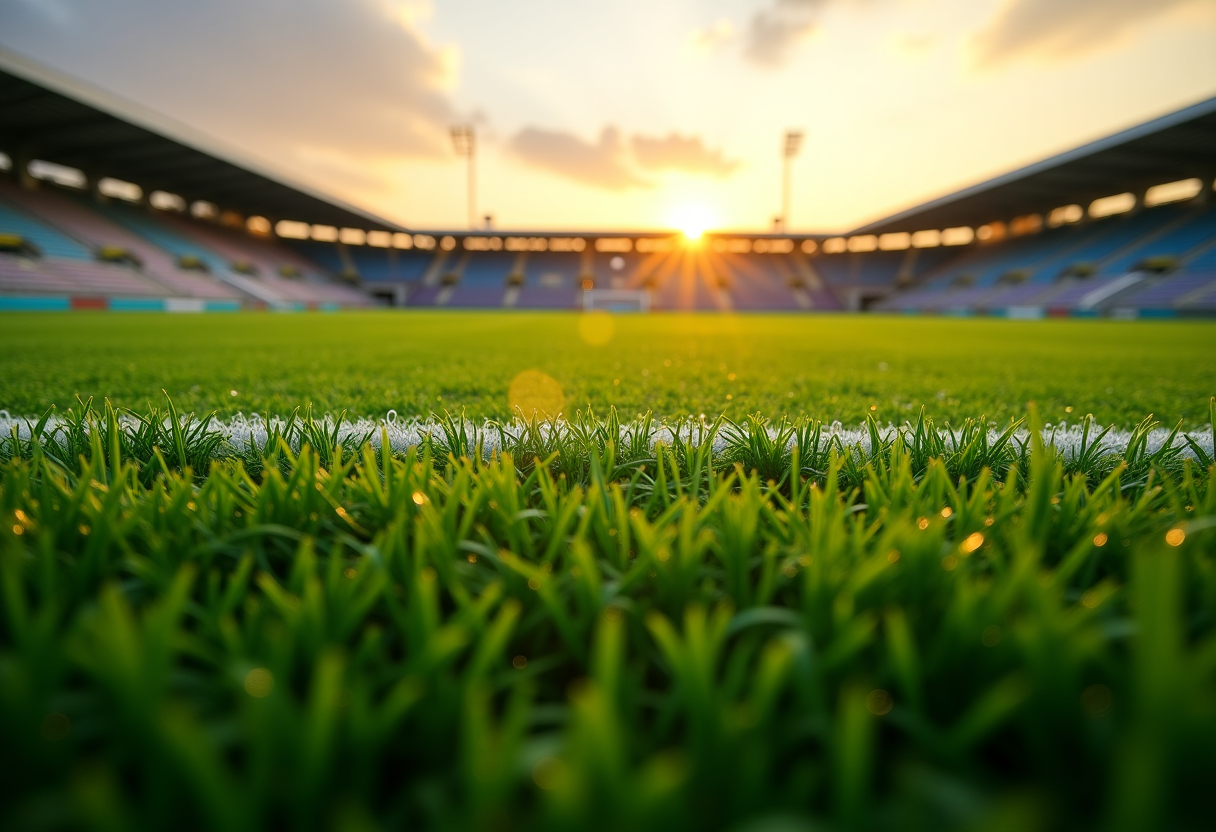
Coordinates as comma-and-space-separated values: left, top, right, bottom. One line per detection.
670, 204, 716, 242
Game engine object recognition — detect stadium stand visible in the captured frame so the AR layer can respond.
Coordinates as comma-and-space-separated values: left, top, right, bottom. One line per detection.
446, 253, 508, 308
715, 252, 803, 310
0, 186, 180, 298
876, 200, 1215, 314
1, 48, 395, 309
150, 210, 371, 306
0, 180, 238, 299
864, 94, 1216, 316
512, 252, 583, 310
0, 192, 90, 259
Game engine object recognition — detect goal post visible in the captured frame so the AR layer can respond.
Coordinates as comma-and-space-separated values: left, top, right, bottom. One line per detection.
582, 289, 651, 312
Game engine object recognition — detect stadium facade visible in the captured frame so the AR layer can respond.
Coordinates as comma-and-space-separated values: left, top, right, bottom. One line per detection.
2, 48, 1214, 317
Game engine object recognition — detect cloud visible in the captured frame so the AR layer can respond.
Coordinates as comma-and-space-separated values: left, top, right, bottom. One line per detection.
973, 0, 1203, 67
0, 0, 460, 171
742, 0, 832, 68
631, 134, 740, 177
507, 127, 649, 191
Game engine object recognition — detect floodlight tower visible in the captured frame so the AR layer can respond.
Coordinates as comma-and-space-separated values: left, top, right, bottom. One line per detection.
780, 130, 804, 233
451, 125, 476, 230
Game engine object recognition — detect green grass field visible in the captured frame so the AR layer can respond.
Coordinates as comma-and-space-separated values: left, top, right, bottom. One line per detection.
2, 312, 1214, 426
1, 312, 1214, 832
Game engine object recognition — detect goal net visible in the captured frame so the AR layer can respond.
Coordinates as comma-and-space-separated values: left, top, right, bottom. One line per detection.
583, 289, 651, 312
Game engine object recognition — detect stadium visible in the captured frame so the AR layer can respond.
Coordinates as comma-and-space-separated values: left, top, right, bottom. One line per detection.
1, 8, 1216, 832
3, 49, 1214, 318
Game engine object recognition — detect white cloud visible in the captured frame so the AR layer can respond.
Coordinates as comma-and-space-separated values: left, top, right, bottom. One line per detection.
0, 0, 461, 164
742, 0, 836, 68
631, 133, 740, 177
507, 127, 648, 191
973, 0, 1205, 67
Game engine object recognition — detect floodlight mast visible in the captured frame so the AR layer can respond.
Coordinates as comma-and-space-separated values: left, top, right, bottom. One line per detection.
451, 126, 476, 230
780, 130, 804, 233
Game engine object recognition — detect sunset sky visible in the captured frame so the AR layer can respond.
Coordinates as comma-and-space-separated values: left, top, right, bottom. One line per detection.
3, 0, 1215, 233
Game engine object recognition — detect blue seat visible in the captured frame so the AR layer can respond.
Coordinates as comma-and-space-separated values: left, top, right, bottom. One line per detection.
0, 198, 90, 259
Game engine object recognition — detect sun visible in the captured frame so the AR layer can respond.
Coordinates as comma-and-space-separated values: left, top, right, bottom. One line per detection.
670, 203, 717, 242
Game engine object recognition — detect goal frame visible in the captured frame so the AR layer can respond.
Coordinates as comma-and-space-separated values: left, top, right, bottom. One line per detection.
582, 289, 651, 312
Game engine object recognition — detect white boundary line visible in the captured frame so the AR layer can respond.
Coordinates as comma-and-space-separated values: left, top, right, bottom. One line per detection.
1, 411, 1210, 463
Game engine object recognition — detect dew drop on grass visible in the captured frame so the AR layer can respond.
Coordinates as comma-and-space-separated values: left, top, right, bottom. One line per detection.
866, 689, 893, 715
960, 532, 984, 554
244, 668, 274, 698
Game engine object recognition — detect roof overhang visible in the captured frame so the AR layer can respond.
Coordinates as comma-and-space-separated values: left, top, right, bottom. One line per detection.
851, 95, 1216, 236
0, 47, 404, 232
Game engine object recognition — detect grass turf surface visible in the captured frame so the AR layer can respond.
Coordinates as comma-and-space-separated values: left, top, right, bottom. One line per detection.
1, 312, 1214, 427
1, 312, 1215, 831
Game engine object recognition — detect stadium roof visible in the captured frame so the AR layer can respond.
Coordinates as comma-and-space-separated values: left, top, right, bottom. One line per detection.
852, 95, 1216, 236
0, 48, 403, 232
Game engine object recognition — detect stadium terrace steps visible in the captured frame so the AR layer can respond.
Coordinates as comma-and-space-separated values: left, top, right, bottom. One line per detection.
1096, 205, 1214, 276
525, 252, 581, 288
0, 254, 167, 297
643, 251, 716, 311
335, 245, 435, 283
1182, 238, 1216, 271
440, 253, 509, 307
716, 253, 804, 310
0, 255, 79, 294
446, 286, 507, 308
981, 280, 1056, 309
0, 195, 92, 260
403, 285, 443, 307
880, 200, 1216, 314
43, 258, 170, 295
1019, 210, 1183, 283
1115, 271, 1216, 310
1177, 275, 1216, 308
1037, 276, 1118, 309
0, 183, 238, 300
92, 202, 227, 272
154, 212, 371, 306
512, 286, 580, 309
458, 252, 510, 287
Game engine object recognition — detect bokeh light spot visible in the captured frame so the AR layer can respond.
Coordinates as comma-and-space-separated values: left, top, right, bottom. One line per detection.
244, 668, 274, 698
866, 689, 894, 715
578, 311, 615, 347
509, 370, 565, 417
